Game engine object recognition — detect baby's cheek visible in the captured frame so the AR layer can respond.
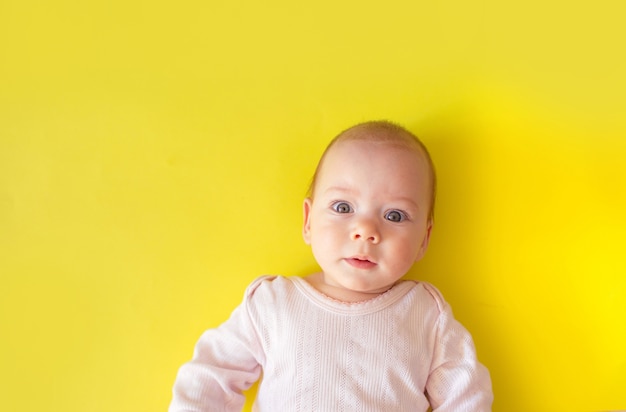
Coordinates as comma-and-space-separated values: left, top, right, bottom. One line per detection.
399, 243, 421, 265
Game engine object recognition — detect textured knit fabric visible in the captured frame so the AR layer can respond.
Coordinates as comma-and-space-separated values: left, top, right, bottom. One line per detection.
169, 276, 493, 412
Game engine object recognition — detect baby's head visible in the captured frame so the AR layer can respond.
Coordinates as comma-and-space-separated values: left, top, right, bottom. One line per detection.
308, 121, 436, 222
303, 121, 436, 299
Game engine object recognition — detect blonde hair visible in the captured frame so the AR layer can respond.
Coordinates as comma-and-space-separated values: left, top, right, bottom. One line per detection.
308, 120, 437, 221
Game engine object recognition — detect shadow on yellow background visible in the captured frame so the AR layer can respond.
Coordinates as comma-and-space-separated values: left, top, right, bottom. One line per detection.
1, 1, 625, 411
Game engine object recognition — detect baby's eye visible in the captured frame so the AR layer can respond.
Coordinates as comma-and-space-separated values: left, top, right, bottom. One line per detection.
385, 210, 406, 222
332, 202, 353, 214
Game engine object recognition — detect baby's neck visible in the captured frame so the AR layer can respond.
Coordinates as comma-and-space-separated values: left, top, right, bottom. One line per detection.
303, 273, 397, 303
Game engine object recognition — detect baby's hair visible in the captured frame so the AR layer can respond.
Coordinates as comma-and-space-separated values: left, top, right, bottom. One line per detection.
308, 120, 437, 222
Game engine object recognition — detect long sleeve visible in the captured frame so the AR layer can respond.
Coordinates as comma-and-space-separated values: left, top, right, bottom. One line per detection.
424, 285, 493, 412
169, 281, 265, 412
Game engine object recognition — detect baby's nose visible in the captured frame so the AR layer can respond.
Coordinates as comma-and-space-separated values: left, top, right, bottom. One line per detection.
351, 219, 380, 243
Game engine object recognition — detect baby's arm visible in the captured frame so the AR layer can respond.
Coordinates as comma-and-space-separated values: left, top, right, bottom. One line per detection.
169, 281, 265, 412
424, 286, 494, 412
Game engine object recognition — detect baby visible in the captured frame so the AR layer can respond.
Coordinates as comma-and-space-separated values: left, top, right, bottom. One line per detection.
169, 121, 493, 411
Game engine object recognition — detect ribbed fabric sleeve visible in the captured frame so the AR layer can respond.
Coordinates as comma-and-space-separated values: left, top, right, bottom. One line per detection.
169, 276, 493, 412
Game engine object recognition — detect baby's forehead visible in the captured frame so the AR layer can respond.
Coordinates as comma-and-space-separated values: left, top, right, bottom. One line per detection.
318, 140, 431, 189
316, 141, 431, 206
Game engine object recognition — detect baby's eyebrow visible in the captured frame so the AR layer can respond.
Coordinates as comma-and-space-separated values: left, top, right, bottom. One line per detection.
323, 186, 354, 195
393, 196, 421, 208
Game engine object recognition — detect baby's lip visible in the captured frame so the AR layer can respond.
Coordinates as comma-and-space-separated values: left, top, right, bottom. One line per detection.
351, 255, 375, 263
345, 256, 377, 269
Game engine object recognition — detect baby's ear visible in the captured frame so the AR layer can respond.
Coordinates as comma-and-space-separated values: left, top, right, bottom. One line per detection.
414, 219, 433, 262
302, 198, 313, 244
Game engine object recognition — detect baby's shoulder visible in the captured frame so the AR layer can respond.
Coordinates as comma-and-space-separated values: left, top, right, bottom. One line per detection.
242, 275, 296, 303
403, 280, 449, 313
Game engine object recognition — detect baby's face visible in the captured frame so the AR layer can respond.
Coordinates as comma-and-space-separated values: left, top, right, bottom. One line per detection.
303, 139, 432, 299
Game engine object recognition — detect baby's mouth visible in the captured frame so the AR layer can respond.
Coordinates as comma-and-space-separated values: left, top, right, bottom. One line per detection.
345, 257, 377, 269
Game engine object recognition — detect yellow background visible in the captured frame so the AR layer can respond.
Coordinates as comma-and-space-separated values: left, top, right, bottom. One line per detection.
1, 0, 625, 411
